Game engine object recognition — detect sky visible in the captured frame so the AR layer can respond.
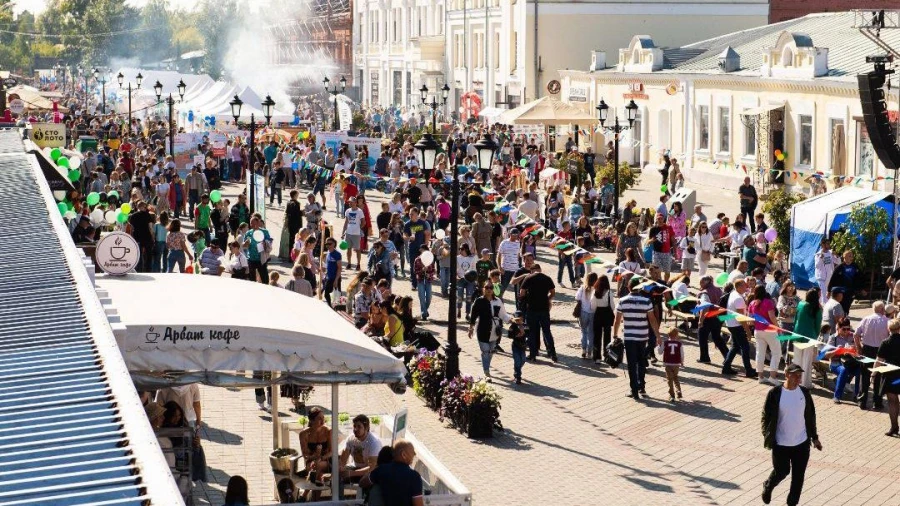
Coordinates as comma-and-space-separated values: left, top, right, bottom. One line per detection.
13, 0, 201, 15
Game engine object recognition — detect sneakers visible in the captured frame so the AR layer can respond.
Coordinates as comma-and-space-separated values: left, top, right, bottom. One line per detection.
761, 485, 772, 504
746, 372, 759, 379
515, 377, 522, 385
722, 368, 738, 376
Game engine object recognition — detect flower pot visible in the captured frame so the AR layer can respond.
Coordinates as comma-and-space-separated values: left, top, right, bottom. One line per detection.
270, 448, 300, 475
466, 414, 493, 439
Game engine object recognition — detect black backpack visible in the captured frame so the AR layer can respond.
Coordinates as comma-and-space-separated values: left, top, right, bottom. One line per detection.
605, 338, 625, 368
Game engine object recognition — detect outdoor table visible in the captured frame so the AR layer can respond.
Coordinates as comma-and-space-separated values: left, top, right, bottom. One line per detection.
718, 251, 739, 271
791, 340, 820, 388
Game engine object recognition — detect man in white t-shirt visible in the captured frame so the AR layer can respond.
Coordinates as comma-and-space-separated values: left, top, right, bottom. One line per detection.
342, 197, 365, 270
517, 192, 539, 221
340, 414, 384, 481
497, 228, 522, 298
721, 279, 758, 378
156, 384, 202, 428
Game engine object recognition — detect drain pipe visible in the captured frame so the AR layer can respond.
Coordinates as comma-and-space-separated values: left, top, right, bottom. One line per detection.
534, 0, 539, 99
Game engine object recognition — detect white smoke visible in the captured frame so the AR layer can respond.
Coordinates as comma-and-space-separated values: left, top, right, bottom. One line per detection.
222, 0, 346, 116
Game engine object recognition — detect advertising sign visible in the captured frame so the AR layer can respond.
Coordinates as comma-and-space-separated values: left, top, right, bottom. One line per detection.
209, 132, 227, 157
9, 99, 25, 115
95, 232, 140, 275
29, 123, 66, 148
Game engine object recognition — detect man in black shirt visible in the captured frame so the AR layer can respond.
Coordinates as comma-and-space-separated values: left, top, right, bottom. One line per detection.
510, 253, 537, 311
376, 202, 392, 232
489, 211, 503, 259
520, 265, 557, 362
738, 176, 758, 233
285, 190, 303, 244
406, 178, 423, 207
128, 202, 154, 273
583, 146, 596, 181
877, 320, 900, 436
361, 439, 424, 506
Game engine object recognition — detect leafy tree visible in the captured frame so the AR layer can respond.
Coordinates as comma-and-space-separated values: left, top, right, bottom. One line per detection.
197, 0, 238, 79
761, 188, 805, 252
139, 0, 174, 64
596, 161, 639, 197
830, 203, 893, 295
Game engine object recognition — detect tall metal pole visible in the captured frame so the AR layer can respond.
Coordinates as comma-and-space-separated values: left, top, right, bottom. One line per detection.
333, 96, 339, 131
102, 80, 106, 114
446, 174, 461, 380
250, 113, 256, 215
127, 83, 132, 137
168, 95, 175, 157
614, 114, 620, 220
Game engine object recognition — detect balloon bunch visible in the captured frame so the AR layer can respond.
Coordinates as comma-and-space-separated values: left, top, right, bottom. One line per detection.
187, 110, 194, 122
203, 115, 216, 126
774, 149, 787, 162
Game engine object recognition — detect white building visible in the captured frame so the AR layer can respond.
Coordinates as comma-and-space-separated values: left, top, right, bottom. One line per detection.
445, 0, 769, 113
353, 0, 448, 107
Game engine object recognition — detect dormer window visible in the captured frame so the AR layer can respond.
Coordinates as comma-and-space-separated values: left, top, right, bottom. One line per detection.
618, 35, 663, 72
781, 46, 793, 67
761, 31, 828, 78
632, 48, 640, 65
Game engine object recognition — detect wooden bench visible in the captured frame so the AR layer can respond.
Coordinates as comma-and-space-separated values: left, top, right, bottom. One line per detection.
669, 310, 698, 339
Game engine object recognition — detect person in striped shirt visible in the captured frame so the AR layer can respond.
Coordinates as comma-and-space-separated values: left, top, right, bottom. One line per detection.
614, 277, 661, 399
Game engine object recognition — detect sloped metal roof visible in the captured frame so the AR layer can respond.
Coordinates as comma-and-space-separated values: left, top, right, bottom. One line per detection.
0, 130, 182, 505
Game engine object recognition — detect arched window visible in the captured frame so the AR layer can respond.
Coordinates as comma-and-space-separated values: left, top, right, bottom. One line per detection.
632, 47, 641, 65
781, 46, 794, 67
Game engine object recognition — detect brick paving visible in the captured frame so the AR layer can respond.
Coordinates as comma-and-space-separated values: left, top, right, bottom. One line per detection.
189, 174, 900, 505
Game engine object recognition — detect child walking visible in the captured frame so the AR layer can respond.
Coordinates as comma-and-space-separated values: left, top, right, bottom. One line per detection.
509, 311, 528, 385
662, 327, 684, 402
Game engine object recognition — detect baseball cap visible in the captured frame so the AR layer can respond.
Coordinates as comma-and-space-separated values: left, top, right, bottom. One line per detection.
481, 248, 491, 255
829, 286, 844, 294
785, 364, 804, 374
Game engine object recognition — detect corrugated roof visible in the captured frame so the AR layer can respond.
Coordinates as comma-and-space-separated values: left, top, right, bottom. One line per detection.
613, 11, 895, 82
0, 130, 181, 505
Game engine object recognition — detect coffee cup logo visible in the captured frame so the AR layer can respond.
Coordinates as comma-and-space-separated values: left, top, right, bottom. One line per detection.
111, 236, 131, 260
145, 326, 160, 344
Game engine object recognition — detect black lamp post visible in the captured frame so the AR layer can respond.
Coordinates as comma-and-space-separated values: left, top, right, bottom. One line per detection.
93, 68, 108, 114
443, 132, 498, 380
419, 83, 450, 134
231, 94, 275, 216
596, 99, 638, 220
155, 79, 187, 157
118, 71, 142, 137
324, 75, 346, 131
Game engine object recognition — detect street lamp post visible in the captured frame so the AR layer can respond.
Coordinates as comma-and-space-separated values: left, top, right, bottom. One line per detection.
231, 94, 275, 216
154, 79, 187, 157
419, 83, 450, 133
324, 76, 346, 131
93, 68, 108, 114
596, 99, 638, 220
118, 72, 143, 137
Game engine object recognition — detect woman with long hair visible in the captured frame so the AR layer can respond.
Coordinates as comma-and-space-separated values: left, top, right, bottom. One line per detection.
575, 272, 599, 359
793, 288, 823, 340
667, 201, 687, 261
616, 221, 644, 265
694, 221, 714, 276
224, 475, 249, 506
749, 285, 781, 384
592, 274, 616, 363
165, 219, 193, 272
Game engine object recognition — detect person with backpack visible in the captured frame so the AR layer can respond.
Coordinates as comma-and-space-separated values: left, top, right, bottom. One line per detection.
269, 162, 286, 206
721, 278, 759, 378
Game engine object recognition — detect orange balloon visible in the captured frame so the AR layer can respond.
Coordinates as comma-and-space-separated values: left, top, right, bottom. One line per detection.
774, 149, 782, 156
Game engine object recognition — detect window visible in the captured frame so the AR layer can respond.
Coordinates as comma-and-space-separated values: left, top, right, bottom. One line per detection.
718, 107, 730, 153
494, 32, 500, 70
698, 105, 709, 151
511, 31, 518, 72
743, 117, 756, 157
438, 6, 444, 34
858, 122, 875, 177
799, 114, 813, 165
828, 118, 845, 173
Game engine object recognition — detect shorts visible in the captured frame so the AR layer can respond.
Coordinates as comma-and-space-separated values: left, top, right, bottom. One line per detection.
345, 234, 361, 250
653, 251, 673, 273
681, 257, 695, 272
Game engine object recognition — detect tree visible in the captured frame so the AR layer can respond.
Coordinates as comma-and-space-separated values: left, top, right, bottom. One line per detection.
596, 161, 639, 197
139, 0, 174, 64
197, 0, 238, 79
761, 188, 805, 252
830, 203, 893, 295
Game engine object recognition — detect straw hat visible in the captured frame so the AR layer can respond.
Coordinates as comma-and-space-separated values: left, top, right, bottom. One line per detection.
144, 402, 165, 422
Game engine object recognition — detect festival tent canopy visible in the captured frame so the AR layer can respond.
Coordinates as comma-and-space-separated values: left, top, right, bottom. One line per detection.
496, 96, 598, 126
114, 68, 214, 96
7, 85, 67, 111
789, 186, 896, 289
94, 273, 408, 387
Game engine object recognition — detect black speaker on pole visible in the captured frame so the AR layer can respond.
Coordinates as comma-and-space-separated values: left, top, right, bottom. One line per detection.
858, 70, 900, 171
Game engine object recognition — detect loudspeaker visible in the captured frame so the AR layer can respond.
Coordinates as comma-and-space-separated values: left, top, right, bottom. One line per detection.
858, 71, 900, 170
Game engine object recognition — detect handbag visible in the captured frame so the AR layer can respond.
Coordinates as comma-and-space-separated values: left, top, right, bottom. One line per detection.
572, 299, 583, 318
701, 250, 712, 262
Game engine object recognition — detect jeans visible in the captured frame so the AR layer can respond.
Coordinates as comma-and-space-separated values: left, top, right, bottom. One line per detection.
152, 242, 168, 273
417, 281, 432, 318
755, 330, 782, 378
336, 197, 345, 218
138, 242, 153, 273
188, 190, 200, 219
579, 310, 594, 354
624, 340, 648, 394
167, 250, 186, 272
439, 266, 451, 296
858, 345, 883, 406
478, 340, 496, 375
249, 260, 269, 284
698, 325, 729, 362
526, 311, 555, 359
270, 185, 282, 205
723, 325, 754, 374
765, 443, 810, 506
512, 345, 526, 381
457, 278, 475, 314
557, 255, 574, 284
498, 270, 515, 299
830, 361, 861, 400
408, 246, 420, 289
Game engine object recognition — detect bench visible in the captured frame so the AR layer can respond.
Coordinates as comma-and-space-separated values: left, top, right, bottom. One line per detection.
669, 310, 698, 339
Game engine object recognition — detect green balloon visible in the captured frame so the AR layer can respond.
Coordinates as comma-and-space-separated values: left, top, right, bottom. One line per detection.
50, 148, 62, 161
210, 190, 222, 203
339, 240, 349, 251
520, 158, 527, 167
68, 169, 81, 182
57, 157, 70, 168
57, 202, 67, 215
660, 184, 668, 193
108, 190, 119, 200
86, 192, 100, 206
715, 272, 729, 287
116, 211, 128, 224
66, 200, 74, 210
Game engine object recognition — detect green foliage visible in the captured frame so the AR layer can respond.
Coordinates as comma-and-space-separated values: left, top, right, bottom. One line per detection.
139, 0, 174, 64
370, 415, 381, 425
338, 412, 350, 423
830, 204, 892, 280
761, 189, 806, 252
595, 161, 639, 197
351, 111, 366, 131
197, 0, 238, 79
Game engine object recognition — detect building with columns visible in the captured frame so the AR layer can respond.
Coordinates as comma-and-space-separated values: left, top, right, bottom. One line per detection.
353, 0, 448, 108
444, 0, 770, 115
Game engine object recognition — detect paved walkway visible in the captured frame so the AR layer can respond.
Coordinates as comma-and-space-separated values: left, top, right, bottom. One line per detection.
190, 174, 900, 505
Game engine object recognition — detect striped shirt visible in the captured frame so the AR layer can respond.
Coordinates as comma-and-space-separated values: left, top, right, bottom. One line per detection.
617, 293, 652, 341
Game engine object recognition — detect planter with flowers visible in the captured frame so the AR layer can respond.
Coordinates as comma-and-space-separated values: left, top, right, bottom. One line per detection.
439, 375, 503, 439
408, 349, 446, 410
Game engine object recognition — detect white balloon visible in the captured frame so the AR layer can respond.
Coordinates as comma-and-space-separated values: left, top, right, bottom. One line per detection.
252, 230, 265, 242
90, 208, 104, 224
69, 156, 82, 169
64, 210, 77, 220
434, 229, 446, 240
419, 250, 435, 267
104, 210, 117, 224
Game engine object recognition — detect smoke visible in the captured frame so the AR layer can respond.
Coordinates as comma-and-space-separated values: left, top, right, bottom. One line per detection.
222, 0, 346, 116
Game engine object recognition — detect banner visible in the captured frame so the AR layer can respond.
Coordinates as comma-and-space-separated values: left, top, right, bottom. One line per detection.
317, 132, 345, 155
29, 123, 66, 148
338, 100, 352, 132
209, 132, 227, 157
345, 136, 383, 170
247, 173, 266, 220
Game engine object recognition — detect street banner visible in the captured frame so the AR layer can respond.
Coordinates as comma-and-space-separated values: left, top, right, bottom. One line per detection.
29, 123, 66, 148
247, 173, 266, 220
345, 136, 382, 169
339, 100, 352, 132
209, 132, 227, 157
317, 132, 344, 155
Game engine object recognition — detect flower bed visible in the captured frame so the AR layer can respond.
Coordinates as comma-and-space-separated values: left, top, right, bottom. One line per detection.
408, 349, 446, 409
440, 375, 503, 439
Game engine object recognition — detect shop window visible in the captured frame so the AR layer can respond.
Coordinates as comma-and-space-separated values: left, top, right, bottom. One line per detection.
718, 107, 730, 154
698, 105, 710, 151
744, 119, 756, 157
799, 114, 813, 165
